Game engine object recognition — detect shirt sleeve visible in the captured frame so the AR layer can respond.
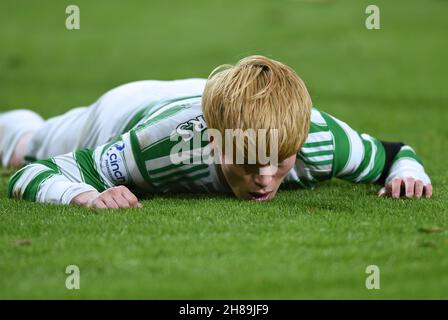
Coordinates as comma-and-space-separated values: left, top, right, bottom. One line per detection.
7, 132, 140, 205
383, 145, 431, 185
319, 111, 430, 185
8, 150, 106, 205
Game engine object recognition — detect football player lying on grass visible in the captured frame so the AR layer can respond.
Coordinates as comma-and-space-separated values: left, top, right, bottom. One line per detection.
0, 55, 432, 209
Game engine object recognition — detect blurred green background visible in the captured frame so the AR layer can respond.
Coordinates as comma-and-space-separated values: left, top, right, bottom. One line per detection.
0, 0, 447, 299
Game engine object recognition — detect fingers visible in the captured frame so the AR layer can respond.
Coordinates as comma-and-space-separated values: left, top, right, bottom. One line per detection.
113, 194, 132, 208
414, 180, 424, 199
381, 177, 433, 200
391, 178, 402, 199
424, 184, 433, 198
91, 186, 142, 209
377, 187, 387, 197
404, 177, 415, 198
102, 197, 119, 209
91, 199, 107, 209
120, 188, 141, 208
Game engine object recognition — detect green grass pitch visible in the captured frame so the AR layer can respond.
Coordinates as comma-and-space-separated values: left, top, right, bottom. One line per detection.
0, 0, 447, 299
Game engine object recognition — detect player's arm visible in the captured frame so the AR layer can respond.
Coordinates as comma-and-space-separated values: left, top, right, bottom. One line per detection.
8, 134, 142, 209
320, 111, 432, 199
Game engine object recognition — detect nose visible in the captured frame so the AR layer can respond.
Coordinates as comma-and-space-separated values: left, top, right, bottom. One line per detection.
253, 174, 273, 188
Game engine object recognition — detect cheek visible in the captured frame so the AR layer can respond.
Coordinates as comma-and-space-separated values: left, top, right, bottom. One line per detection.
234, 171, 253, 188
274, 167, 292, 184
230, 170, 254, 192
223, 166, 246, 187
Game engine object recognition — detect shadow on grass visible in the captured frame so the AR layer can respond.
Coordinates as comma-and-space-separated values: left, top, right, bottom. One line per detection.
137, 191, 235, 202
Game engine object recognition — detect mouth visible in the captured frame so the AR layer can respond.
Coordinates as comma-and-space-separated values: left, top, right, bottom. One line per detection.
248, 191, 272, 201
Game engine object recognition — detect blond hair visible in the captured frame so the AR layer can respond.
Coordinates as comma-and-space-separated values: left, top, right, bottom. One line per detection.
202, 55, 312, 162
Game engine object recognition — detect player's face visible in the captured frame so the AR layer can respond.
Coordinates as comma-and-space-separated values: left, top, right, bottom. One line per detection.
219, 154, 296, 201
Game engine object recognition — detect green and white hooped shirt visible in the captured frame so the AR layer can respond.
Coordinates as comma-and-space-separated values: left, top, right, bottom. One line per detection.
8, 96, 430, 204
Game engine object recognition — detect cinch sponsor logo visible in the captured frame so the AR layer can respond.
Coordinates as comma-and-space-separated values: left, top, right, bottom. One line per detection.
103, 142, 128, 184
114, 141, 125, 152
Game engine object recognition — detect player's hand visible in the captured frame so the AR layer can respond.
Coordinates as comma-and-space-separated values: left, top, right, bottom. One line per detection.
378, 177, 432, 199
72, 186, 142, 209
